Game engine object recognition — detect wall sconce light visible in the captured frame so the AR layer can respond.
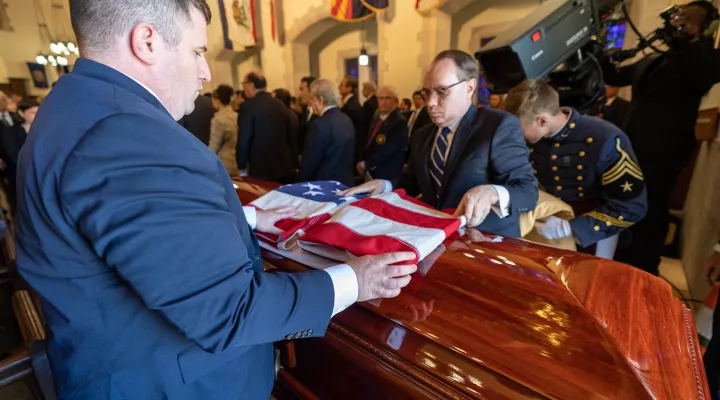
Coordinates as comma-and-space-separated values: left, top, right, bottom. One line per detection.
359, 48, 369, 66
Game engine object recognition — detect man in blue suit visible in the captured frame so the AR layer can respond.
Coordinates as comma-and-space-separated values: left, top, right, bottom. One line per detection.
15, 1, 416, 399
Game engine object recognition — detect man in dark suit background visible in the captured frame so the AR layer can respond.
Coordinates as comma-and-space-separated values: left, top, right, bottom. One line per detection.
357, 85, 408, 182
339, 76, 365, 162
361, 81, 378, 127
601, 85, 629, 129
297, 76, 318, 154
406, 89, 432, 139
400, 98, 412, 119
299, 79, 355, 186
237, 72, 297, 183
273, 88, 301, 167
344, 50, 538, 238
178, 93, 215, 144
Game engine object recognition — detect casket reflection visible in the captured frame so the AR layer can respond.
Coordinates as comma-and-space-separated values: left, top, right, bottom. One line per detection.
234, 178, 709, 400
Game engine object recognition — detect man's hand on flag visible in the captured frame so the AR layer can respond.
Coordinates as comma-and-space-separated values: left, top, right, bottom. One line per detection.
346, 252, 418, 302
255, 206, 299, 235
340, 179, 386, 196
453, 185, 499, 227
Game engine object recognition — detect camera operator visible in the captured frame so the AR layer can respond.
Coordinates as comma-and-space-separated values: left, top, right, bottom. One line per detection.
603, 0, 720, 276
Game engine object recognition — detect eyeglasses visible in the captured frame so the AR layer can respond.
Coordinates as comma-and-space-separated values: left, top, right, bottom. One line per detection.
420, 80, 466, 100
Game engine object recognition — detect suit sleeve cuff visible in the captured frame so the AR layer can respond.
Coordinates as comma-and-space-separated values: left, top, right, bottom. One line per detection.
383, 180, 393, 194
243, 206, 257, 230
323, 264, 358, 316
491, 185, 510, 218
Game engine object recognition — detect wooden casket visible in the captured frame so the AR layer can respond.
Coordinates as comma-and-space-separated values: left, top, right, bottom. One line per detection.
233, 178, 710, 400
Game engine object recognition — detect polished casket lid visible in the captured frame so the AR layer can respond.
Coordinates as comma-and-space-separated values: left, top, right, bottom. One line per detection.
234, 178, 709, 400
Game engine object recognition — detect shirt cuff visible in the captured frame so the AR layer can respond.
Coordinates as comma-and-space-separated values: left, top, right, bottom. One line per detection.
239, 169, 248, 177
323, 264, 358, 316
490, 185, 510, 218
242, 206, 257, 230
382, 180, 393, 194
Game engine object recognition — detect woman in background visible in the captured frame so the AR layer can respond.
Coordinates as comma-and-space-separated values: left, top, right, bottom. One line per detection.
209, 85, 239, 176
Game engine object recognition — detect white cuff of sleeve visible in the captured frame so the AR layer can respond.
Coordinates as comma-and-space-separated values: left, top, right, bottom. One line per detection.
714, 243, 720, 253
239, 169, 248, 177
323, 264, 358, 316
382, 180, 393, 194
490, 185, 510, 218
242, 206, 257, 230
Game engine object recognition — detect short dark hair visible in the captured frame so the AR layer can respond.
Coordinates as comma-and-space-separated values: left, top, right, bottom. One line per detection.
412, 90, 423, 98
687, 1, 719, 29
213, 84, 234, 105
344, 76, 359, 91
69, 0, 211, 55
273, 88, 292, 108
17, 99, 39, 113
433, 50, 478, 82
301, 76, 316, 87
234, 90, 246, 100
245, 72, 267, 90
401, 98, 412, 108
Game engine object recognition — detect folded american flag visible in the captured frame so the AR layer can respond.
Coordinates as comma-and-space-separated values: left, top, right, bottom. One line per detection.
249, 181, 367, 248
296, 190, 465, 264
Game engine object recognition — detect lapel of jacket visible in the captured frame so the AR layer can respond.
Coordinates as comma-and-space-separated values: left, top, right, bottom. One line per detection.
438, 106, 479, 198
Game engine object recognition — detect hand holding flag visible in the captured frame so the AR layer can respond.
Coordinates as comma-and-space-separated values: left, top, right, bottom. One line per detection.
256, 206, 299, 235
346, 252, 418, 301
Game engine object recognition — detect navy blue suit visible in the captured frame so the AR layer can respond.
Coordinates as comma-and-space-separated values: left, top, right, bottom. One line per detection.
398, 106, 537, 237
363, 109, 407, 181
15, 58, 334, 399
299, 107, 355, 186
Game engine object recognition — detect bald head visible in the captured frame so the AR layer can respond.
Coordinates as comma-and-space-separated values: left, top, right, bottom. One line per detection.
377, 85, 399, 114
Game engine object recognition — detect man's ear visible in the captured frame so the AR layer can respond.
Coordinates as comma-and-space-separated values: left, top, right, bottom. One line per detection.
536, 114, 548, 127
466, 78, 478, 99
130, 23, 160, 65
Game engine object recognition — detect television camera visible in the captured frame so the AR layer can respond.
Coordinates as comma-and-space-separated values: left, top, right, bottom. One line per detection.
474, 0, 709, 114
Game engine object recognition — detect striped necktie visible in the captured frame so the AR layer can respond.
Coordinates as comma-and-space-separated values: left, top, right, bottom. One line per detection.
430, 127, 451, 196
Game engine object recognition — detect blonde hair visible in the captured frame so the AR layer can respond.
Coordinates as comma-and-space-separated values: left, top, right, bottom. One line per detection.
503, 79, 561, 123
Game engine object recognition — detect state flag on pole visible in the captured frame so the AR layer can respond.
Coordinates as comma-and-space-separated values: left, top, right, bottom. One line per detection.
249, 181, 367, 248
222, 0, 258, 48
415, 0, 444, 14
330, 0, 375, 22
297, 190, 466, 264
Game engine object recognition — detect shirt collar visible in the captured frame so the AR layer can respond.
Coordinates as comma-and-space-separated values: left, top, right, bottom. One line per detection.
547, 107, 578, 142
322, 105, 337, 114
440, 118, 462, 135
123, 73, 162, 104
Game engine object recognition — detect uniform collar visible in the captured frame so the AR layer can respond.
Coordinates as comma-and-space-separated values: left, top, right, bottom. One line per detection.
546, 107, 579, 142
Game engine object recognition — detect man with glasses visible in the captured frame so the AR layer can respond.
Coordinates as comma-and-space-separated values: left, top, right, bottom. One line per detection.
343, 50, 537, 237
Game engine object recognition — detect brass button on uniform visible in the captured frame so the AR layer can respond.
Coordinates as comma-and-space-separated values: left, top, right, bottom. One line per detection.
577, 165, 583, 170
552, 166, 558, 171
569, 123, 576, 129
554, 176, 560, 181
530, 148, 534, 153
531, 160, 535, 165
586, 137, 593, 144
579, 151, 585, 157
551, 155, 557, 160
577, 186, 583, 191
554, 143, 560, 148
556, 186, 562, 190
618, 216, 624, 221
533, 169, 538, 175
579, 193, 584, 198
593, 225, 600, 231
577, 176, 583, 181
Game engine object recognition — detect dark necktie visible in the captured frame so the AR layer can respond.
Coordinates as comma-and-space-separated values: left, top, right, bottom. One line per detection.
430, 127, 451, 196
366, 119, 384, 148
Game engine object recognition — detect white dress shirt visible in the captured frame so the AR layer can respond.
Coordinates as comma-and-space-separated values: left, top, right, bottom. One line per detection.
382, 120, 510, 218
1, 111, 14, 127
407, 109, 420, 134
124, 71, 358, 317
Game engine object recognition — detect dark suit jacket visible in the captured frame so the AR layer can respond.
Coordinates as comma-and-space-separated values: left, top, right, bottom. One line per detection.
0, 122, 26, 211
364, 109, 408, 181
602, 97, 629, 129
363, 95, 378, 129
178, 95, 215, 145
15, 58, 334, 399
397, 106, 538, 237
408, 107, 432, 138
341, 95, 365, 162
299, 107, 355, 186
237, 91, 297, 181
298, 106, 318, 155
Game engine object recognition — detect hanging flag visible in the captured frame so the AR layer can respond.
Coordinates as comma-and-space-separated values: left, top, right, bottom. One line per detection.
415, 0, 444, 14
249, 181, 368, 247
330, 0, 375, 22
297, 190, 465, 264
270, 0, 276, 42
275, 0, 286, 45
360, 0, 389, 12
219, 0, 258, 49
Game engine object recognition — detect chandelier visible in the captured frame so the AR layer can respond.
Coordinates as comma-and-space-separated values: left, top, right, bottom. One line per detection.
33, 0, 79, 67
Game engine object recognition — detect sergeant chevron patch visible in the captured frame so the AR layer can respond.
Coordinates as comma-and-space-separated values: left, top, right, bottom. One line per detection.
602, 138, 643, 185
